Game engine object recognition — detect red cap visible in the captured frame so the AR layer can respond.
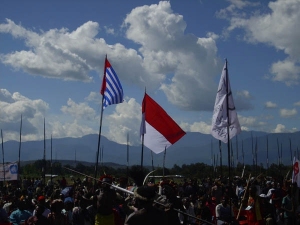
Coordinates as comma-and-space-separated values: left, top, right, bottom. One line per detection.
38, 196, 45, 201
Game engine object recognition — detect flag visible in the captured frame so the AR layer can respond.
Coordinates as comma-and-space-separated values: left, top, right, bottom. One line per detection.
211, 60, 241, 143
140, 93, 186, 154
292, 157, 300, 187
100, 58, 124, 109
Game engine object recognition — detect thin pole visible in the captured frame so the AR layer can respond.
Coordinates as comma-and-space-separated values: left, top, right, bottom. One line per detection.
163, 147, 166, 177
151, 151, 154, 171
277, 138, 280, 166
242, 140, 244, 167
51, 135, 53, 184
18, 114, 22, 182
255, 137, 258, 176
219, 140, 223, 177
141, 89, 146, 171
127, 133, 129, 180
251, 132, 254, 173
94, 56, 106, 185
224, 59, 231, 210
289, 138, 293, 167
1, 130, 5, 184
43, 118, 46, 186
266, 135, 269, 170
211, 140, 213, 177
236, 136, 238, 167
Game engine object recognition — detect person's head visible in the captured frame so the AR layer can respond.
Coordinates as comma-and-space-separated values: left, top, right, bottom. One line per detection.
50, 199, 64, 214
221, 196, 229, 206
99, 175, 113, 190
133, 186, 157, 208
17, 200, 27, 211
35, 204, 45, 216
37, 195, 46, 205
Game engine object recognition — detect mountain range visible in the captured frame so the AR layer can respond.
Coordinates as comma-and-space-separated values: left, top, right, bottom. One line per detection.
2, 131, 300, 168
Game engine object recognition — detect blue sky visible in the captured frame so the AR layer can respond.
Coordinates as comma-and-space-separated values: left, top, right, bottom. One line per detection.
0, 0, 299, 146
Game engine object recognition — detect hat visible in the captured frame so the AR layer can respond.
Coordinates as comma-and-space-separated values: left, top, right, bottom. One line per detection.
99, 175, 113, 184
266, 181, 271, 185
134, 186, 157, 202
259, 194, 267, 198
37, 196, 45, 201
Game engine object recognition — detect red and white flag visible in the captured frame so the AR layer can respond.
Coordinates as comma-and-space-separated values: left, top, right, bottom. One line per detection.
140, 93, 186, 154
292, 157, 300, 187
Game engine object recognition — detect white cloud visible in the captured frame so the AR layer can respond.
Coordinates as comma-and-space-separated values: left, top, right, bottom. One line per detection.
105, 98, 142, 145
61, 98, 96, 120
294, 101, 300, 106
85, 92, 101, 104
0, 89, 49, 141
272, 124, 286, 133
265, 101, 277, 108
180, 121, 211, 134
218, 0, 300, 85
49, 119, 95, 138
123, 1, 222, 111
279, 108, 297, 118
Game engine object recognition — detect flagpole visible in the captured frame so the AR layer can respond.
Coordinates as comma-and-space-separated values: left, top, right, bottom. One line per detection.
43, 118, 46, 186
94, 56, 106, 185
163, 147, 166, 177
127, 133, 129, 180
266, 135, 269, 171
277, 138, 280, 166
211, 139, 213, 177
242, 139, 244, 167
51, 134, 53, 185
1, 130, 5, 185
225, 59, 231, 182
18, 114, 22, 182
255, 137, 258, 176
219, 140, 223, 178
141, 89, 146, 171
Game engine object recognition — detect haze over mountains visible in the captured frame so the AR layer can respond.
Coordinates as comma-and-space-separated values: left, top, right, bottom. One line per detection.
3, 131, 300, 168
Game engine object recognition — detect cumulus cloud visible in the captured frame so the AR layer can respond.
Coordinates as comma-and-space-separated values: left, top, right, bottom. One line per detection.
218, 0, 300, 85
0, 89, 49, 141
105, 97, 141, 145
279, 108, 297, 118
49, 119, 95, 138
123, 1, 223, 111
272, 124, 286, 133
294, 101, 300, 106
61, 98, 96, 120
180, 121, 211, 134
265, 101, 277, 108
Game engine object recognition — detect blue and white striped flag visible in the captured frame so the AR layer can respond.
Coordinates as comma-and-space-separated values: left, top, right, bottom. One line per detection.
100, 58, 124, 109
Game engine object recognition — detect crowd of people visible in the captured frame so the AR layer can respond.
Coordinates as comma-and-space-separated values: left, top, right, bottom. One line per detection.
0, 173, 298, 225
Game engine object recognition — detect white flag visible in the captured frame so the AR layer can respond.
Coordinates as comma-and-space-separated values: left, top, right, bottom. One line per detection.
211, 60, 241, 143
292, 157, 300, 187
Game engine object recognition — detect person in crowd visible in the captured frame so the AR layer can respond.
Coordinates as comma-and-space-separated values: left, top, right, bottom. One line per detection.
25, 204, 50, 225
179, 197, 196, 225
95, 175, 119, 225
125, 185, 165, 225
0, 199, 9, 223
215, 196, 237, 225
9, 199, 32, 225
281, 187, 295, 225
211, 180, 223, 204
247, 185, 264, 225
47, 199, 69, 225
32, 195, 50, 218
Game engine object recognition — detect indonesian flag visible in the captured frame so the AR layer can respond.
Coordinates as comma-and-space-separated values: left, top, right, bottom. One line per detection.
140, 93, 186, 154
292, 157, 300, 187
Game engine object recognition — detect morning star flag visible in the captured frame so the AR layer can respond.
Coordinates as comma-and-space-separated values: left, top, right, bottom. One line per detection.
211, 60, 241, 143
140, 93, 186, 154
100, 58, 124, 109
292, 157, 300, 187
